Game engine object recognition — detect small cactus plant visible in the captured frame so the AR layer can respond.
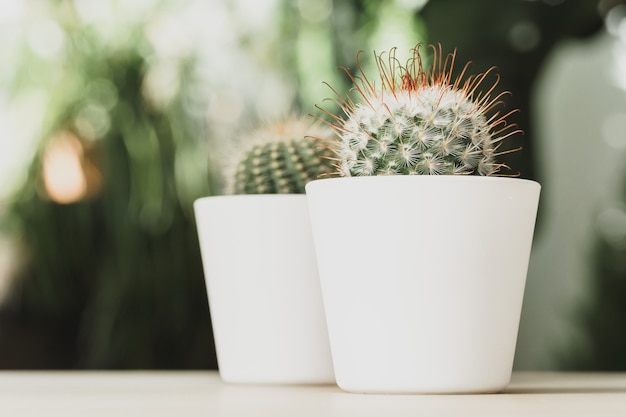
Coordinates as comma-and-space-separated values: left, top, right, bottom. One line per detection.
318, 44, 520, 177
229, 116, 336, 194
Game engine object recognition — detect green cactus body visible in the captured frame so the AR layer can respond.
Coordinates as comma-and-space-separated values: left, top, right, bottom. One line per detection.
323, 45, 519, 177
231, 117, 336, 194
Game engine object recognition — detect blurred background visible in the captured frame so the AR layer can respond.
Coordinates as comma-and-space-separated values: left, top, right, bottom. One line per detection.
0, 0, 624, 370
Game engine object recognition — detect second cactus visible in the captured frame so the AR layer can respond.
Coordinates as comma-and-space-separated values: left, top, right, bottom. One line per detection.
231, 116, 336, 194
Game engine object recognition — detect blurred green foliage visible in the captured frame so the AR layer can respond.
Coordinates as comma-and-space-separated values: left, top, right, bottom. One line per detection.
564, 177, 626, 371
0, 3, 218, 368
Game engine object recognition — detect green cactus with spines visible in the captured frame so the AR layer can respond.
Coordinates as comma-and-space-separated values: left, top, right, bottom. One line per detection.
321, 44, 520, 177
230, 116, 336, 194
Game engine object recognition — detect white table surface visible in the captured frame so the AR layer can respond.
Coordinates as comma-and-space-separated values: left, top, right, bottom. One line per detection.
0, 371, 624, 416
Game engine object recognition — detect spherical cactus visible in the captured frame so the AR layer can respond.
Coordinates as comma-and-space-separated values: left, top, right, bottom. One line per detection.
230, 116, 336, 194
319, 44, 520, 177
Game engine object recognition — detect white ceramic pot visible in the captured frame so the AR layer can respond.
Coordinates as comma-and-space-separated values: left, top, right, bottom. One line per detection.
305, 176, 541, 394
194, 194, 334, 384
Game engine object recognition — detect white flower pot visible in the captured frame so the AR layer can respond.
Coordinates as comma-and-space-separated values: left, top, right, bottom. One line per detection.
193, 194, 334, 384
305, 176, 541, 394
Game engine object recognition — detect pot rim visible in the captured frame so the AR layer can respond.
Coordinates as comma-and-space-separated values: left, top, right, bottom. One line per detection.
194, 193, 306, 203
306, 175, 540, 188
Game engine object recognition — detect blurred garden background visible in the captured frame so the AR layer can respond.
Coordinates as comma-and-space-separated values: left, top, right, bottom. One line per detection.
0, 0, 625, 370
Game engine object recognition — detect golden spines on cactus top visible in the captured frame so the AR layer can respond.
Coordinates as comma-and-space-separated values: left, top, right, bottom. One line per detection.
317, 43, 522, 177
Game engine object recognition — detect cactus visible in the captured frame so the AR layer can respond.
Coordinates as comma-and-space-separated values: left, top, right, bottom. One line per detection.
319, 44, 520, 177
230, 116, 336, 194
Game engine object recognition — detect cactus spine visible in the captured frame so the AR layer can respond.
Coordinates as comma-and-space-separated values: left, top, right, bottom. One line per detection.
320, 44, 520, 177
231, 116, 336, 194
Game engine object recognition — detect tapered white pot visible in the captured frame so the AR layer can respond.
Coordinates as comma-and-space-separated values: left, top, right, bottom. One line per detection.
194, 195, 334, 384
305, 176, 540, 394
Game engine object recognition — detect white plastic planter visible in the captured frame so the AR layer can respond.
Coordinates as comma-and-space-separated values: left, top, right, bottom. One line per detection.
306, 176, 541, 394
194, 194, 334, 385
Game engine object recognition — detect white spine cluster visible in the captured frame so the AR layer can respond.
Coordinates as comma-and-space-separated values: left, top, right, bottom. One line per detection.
338, 87, 497, 177
321, 45, 519, 177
